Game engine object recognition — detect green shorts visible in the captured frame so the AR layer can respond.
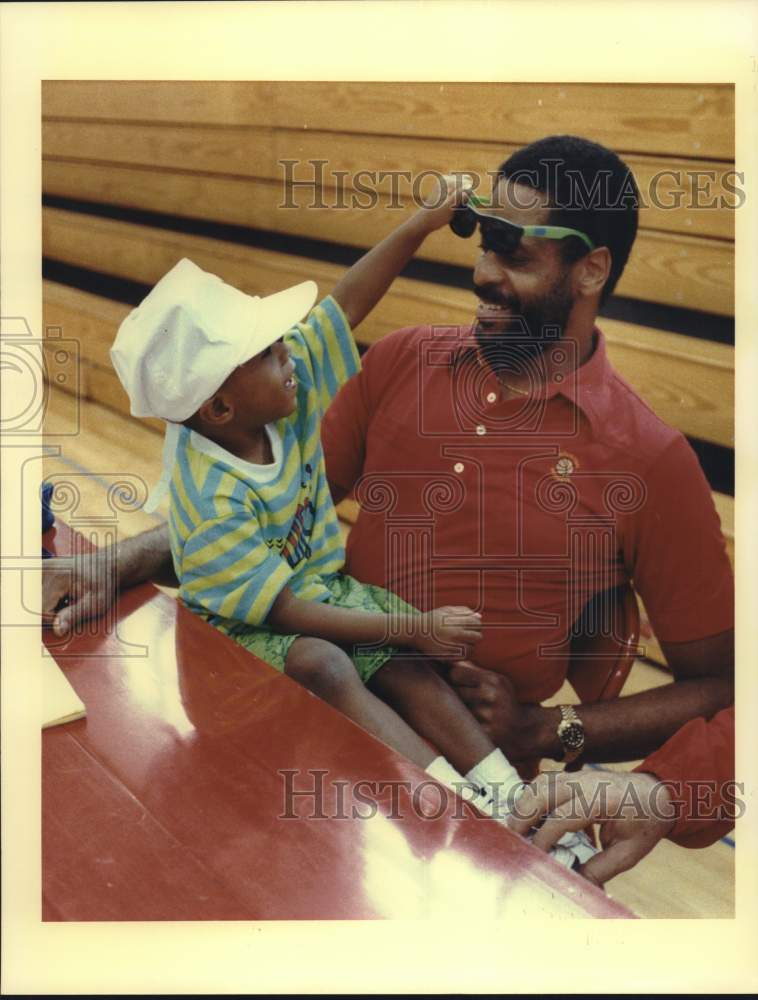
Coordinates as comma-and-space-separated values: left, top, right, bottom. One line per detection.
229, 573, 419, 684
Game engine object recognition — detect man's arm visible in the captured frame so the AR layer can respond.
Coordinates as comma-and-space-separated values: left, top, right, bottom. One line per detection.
530, 628, 734, 762
634, 703, 736, 847
449, 630, 733, 764
508, 705, 736, 883
43, 522, 175, 635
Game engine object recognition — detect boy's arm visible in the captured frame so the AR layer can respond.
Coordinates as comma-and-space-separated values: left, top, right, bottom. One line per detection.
331, 176, 470, 330
267, 586, 482, 660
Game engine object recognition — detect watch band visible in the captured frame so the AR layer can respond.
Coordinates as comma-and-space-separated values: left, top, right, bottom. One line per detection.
557, 704, 585, 764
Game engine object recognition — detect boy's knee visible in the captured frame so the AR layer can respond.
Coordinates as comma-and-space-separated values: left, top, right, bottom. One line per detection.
285, 638, 357, 694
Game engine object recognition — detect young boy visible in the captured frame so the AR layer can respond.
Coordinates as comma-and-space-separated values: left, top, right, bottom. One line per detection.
111, 183, 593, 867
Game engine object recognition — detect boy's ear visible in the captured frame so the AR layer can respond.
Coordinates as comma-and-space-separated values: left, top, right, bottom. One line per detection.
197, 392, 234, 426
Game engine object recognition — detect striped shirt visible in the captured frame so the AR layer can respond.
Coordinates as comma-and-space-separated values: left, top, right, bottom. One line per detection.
168, 295, 360, 634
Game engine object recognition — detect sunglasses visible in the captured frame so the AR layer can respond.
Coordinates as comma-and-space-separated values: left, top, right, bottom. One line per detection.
450, 195, 595, 255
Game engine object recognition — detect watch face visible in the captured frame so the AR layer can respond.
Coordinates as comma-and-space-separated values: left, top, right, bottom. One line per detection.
561, 721, 584, 751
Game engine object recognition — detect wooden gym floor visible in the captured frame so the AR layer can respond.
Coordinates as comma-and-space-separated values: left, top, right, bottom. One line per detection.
43, 385, 735, 919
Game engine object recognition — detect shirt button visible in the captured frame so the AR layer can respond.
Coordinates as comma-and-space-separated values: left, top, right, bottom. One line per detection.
453, 462, 465, 474
486, 392, 497, 403
475, 424, 486, 436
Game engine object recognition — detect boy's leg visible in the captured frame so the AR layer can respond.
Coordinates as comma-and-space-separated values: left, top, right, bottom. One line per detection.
369, 655, 599, 868
368, 655, 527, 815
367, 655, 495, 774
284, 636, 438, 768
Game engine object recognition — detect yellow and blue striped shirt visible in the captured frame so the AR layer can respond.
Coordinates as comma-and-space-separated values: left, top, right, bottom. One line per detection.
168, 295, 360, 634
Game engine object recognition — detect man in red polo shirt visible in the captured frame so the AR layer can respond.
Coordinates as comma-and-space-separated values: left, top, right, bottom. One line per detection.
323, 136, 733, 777
319, 135, 734, 873
44, 135, 734, 879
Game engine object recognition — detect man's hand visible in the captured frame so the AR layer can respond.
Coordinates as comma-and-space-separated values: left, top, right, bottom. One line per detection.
42, 552, 116, 636
448, 659, 540, 761
41, 524, 176, 636
411, 607, 482, 659
508, 768, 677, 886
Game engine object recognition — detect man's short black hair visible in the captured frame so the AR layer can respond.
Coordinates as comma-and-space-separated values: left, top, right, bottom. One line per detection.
497, 135, 639, 303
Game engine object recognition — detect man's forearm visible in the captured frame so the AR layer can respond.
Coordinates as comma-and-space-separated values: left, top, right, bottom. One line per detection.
114, 523, 176, 589
528, 677, 734, 763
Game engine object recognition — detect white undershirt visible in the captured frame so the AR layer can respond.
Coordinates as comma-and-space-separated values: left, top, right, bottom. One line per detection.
189, 424, 283, 483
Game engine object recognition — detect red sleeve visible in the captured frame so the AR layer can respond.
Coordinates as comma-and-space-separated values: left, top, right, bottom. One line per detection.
625, 434, 734, 643
322, 327, 416, 504
635, 706, 736, 847
322, 361, 370, 505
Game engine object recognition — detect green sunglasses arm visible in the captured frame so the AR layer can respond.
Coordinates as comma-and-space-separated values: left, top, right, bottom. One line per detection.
522, 225, 596, 251
454, 194, 596, 251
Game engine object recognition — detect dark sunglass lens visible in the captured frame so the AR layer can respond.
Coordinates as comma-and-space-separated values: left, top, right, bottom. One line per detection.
449, 205, 478, 238
480, 220, 521, 255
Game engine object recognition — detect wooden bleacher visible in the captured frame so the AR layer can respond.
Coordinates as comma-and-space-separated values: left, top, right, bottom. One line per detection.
43, 521, 631, 920
41, 82, 736, 313
41, 80, 735, 662
42, 212, 735, 456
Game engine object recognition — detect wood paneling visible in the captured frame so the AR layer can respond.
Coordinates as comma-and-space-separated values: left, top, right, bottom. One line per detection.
44, 284, 126, 369
42, 161, 735, 316
42, 120, 738, 240
600, 321, 734, 448
41, 81, 734, 159
42, 210, 735, 447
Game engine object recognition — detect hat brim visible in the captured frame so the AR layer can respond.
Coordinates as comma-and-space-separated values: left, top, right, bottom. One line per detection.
236, 280, 319, 367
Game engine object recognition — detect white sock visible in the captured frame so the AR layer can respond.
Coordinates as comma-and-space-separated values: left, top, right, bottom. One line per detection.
425, 756, 494, 815
426, 755, 598, 866
465, 748, 524, 820
556, 829, 599, 863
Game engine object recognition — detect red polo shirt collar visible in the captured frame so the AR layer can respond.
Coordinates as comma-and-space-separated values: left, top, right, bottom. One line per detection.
455, 326, 609, 434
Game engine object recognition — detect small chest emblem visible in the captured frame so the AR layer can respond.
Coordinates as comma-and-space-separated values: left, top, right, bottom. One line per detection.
553, 452, 579, 479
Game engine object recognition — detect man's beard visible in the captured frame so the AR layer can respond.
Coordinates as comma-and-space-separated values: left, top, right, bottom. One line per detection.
474, 273, 575, 380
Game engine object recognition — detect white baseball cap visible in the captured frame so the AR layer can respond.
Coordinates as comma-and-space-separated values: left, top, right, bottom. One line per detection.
111, 257, 318, 421
110, 257, 318, 512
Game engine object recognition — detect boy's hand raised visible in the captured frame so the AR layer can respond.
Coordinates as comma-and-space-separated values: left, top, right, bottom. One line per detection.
331, 172, 474, 330
414, 173, 474, 234
410, 605, 482, 659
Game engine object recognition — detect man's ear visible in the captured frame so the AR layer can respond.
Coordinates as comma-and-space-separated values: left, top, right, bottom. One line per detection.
575, 247, 611, 299
197, 392, 234, 427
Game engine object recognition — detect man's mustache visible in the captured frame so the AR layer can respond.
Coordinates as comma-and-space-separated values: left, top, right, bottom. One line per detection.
472, 284, 520, 311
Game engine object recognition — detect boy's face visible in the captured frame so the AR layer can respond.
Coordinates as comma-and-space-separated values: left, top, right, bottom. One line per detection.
220, 337, 298, 428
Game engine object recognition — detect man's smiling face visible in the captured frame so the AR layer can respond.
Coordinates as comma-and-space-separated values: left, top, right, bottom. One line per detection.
472, 177, 577, 363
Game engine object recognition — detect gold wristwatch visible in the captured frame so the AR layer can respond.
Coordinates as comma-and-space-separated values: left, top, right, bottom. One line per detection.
556, 705, 585, 764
